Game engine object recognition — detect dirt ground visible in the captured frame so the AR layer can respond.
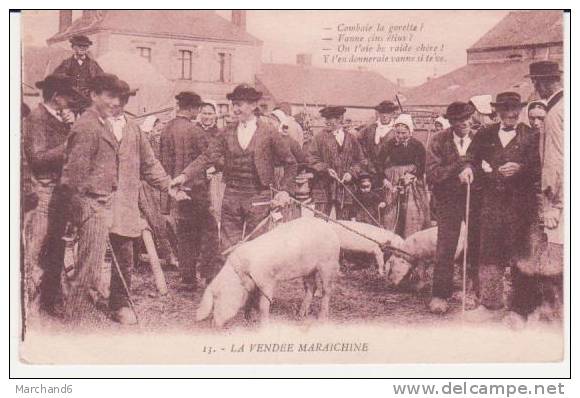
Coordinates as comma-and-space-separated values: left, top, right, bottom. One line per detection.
30, 258, 467, 334
26, 252, 563, 337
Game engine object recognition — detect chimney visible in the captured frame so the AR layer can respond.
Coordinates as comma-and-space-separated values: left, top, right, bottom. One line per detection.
59, 10, 73, 33
296, 53, 312, 67
231, 10, 246, 30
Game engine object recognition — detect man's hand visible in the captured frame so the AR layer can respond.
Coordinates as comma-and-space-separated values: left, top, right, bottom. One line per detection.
402, 173, 416, 185
498, 162, 521, 178
168, 174, 187, 200
171, 174, 186, 188
328, 168, 339, 180
342, 172, 352, 183
458, 167, 474, 184
272, 191, 291, 207
61, 109, 76, 124
544, 207, 561, 229
206, 166, 217, 180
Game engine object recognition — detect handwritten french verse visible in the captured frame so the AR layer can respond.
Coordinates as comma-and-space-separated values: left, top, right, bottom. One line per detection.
322, 22, 446, 65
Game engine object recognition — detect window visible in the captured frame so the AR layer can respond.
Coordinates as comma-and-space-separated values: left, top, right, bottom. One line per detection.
137, 47, 151, 63
217, 52, 232, 83
178, 50, 193, 80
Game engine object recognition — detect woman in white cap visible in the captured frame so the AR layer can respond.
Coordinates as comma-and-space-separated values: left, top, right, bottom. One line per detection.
378, 113, 430, 237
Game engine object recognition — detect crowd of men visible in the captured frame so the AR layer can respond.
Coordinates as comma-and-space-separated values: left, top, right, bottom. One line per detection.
21, 34, 563, 329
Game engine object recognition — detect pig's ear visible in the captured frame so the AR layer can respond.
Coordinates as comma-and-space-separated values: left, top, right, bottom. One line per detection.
196, 286, 214, 322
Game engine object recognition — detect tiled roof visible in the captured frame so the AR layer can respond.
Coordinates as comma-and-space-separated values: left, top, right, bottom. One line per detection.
403, 61, 547, 106
468, 11, 563, 51
47, 10, 261, 45
256, 63, 399, 108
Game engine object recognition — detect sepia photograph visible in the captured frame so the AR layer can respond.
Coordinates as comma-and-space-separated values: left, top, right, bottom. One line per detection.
12, 9, 568, 373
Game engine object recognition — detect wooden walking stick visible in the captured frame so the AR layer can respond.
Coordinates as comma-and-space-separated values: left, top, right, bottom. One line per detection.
141, 228, 168, 296
462, 181, 471, 319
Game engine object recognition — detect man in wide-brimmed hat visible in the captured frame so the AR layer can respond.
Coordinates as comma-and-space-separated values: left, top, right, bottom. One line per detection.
358, 100, 399, 183
305, 106, 366, 220
172, 83, 297, 254
53, 34, 104, 101
160, 91, 220, 289
22, 74, 84, 319
525, 60, 564, 323
460, 91, 541, 326
60, 74, 175, 324
426, 101, 481, 314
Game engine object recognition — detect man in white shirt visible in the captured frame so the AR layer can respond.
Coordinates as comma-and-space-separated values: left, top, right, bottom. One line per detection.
359, 100, 399, 184
172, 84, 296, 252
305, 106, 367, 219
426, 101, 481, 314
53, 35, 104, 102
461, 92, 542, 326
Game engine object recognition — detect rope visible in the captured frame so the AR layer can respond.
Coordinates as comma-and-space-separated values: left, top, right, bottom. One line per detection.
333, 176, 382, 227
221, 213, 271, 257
269, 186, 417, 262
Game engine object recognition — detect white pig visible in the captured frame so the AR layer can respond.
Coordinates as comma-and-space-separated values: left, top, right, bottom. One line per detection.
328, 220, 405, 275
196, 217, 341, 327
387, 222, 466, 286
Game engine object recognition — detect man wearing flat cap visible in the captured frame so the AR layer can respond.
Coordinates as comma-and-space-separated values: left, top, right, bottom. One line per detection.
53, 35, 104, 101
525, 60, 564, 322
426, 101, 482, 314
61, 74, 175, 324
160, 91, 219, 289
172, 83, 297, 254
306, 106, 366, 220
461, 92, 541, 326
22, 74, 83, 318
358, 100, 399, 184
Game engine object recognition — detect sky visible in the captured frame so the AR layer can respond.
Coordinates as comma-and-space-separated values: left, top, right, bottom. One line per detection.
21, 10, 508, 86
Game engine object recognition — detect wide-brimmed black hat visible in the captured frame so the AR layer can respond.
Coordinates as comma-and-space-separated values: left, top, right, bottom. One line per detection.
374, 100, 399, 113
35, 74, 83, 98
525, 61, 562, 78
226, 84, 262, 102
319, 106, 346, 119
70, 35, 93, 47
175, 91, 202, 107
490, 91, 527, 108
443, 101, 475, 120
87, 73, 123, 95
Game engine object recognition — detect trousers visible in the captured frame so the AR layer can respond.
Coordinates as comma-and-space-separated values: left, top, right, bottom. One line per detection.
432, 191, 481, 299
220, 187, 272, 252
23, 181, 66, 316
173, 195, 220, 283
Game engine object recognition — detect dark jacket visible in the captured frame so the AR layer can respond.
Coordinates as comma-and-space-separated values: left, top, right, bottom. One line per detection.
466, 123, 541, 202
53, 56, 104, 98
160, 115, 211, 189
22, 104, 70, 182
379, 137, 426, 178
306, 129, 366, 204
465, 122, 541, 262
358, 122, 395, 174
182, 117, 297, 192
426, 128, 476, 198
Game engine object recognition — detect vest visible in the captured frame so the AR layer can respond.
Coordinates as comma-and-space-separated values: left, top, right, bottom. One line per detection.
226, 133, 263, 192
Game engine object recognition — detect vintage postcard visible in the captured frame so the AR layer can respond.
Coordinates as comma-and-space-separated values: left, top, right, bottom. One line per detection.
13, 9, 568, 372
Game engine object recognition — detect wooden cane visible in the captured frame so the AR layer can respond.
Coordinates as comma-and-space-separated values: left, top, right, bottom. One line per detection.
462, 181, 471, 319
141, 228, 168, 296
